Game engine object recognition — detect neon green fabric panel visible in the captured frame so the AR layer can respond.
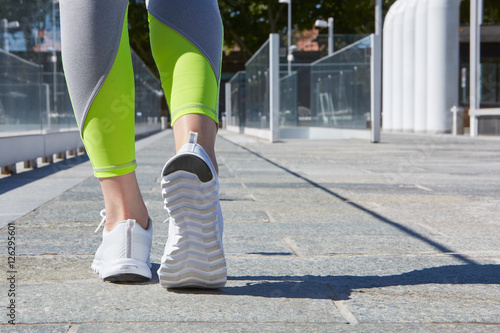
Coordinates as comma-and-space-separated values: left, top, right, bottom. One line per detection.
149, 14, 219, 125
82, 9, 136, 178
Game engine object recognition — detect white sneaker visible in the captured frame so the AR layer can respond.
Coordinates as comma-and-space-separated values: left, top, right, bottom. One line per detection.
91, 210, 153, 282
158, 132, 227, 289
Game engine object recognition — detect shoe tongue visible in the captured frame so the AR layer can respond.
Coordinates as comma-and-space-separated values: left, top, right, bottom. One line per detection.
188, 131, 198, 145
179, 131, 199, 154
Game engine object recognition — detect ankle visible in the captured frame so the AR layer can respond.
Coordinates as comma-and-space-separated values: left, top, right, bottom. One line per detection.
99, 172, 149, 231
103, 202, 149, 231
204, 148, 219, 175
172, 114, 218, 174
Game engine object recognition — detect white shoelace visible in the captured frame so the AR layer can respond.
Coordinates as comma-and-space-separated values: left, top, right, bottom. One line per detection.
95, 209, 107, 233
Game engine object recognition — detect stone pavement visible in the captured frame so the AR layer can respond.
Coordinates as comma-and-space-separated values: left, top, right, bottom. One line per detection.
0, 129, 499, 332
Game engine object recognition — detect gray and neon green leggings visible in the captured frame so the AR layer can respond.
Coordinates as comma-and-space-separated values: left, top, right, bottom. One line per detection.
60, 0, 222, 178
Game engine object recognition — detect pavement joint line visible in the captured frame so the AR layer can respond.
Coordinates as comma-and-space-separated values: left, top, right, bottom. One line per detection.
331, 299, 359, 325
2, 322, 500, 327
414, 184, 433, 192
324, 284, 359, 325
357, 322, 500, 326
265, 211, 276, 223
0, 321, 357, 326
17, 252, 500, 260
281, 236, 301, 256
219, 135, 480, 266
66, 324, 79, 333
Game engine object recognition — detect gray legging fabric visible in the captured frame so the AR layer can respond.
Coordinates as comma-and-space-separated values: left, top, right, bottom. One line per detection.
60, 0, 223, 132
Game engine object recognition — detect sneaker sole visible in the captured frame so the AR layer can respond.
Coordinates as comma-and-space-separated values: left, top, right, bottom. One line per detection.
92, 258, 152, 283
159, 157, 227, 289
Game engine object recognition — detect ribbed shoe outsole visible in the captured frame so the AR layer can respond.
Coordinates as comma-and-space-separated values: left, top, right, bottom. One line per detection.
91, 259, 152, 283
159, 169, 227, 289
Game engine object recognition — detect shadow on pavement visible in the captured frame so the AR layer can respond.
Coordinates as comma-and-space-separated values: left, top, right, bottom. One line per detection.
0, 155, 90, 195
223, 138, 479, 266
223, 264, 500, 300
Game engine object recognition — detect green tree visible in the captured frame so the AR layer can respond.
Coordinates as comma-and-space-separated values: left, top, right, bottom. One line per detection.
127, 1, 156, 75
126, 0, 500, 73
219, 0, 398, 59
461, 0, 500, 25
125, 0, 401, 68
219, 0, 286, 58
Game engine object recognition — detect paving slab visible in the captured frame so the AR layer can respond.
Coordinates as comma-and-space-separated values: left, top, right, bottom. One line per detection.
1, 129, 499, 331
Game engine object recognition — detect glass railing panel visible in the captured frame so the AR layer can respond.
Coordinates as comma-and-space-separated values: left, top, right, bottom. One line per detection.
310, 36, 372, 130
245, 39, 270, 129
131, 50, 163, 125
228, 71, 246, 127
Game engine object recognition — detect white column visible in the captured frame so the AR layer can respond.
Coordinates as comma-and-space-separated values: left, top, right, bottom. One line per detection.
391, 0, 405, 131
426, 0, 460, 134
402, 0, 417, 132
414, 0, 429, 133
269, 33, 280, 143
382, 3, 396, 132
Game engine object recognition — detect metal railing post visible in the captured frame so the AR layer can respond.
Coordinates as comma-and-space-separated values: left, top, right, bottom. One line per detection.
370, 0, 382, 143
269, 33, 280, 143
470, 0, 482, 137
225, 82, 231, 129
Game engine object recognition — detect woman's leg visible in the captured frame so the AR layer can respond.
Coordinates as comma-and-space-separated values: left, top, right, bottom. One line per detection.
147, 0, 223, 162
60, 0, 148, 231
60, 0, 152, 282
148, 0, 226, 288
